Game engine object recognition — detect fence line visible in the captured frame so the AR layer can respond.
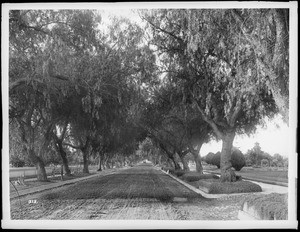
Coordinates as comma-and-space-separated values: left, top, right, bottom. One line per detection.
9, 165, 99, 180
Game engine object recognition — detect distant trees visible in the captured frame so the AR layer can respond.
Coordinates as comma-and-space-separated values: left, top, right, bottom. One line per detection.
204, 142, 287, 170
244, 142, 273, 167
242, 142, 287, 168
137, 137, 170, 166
137, 80, 213, 173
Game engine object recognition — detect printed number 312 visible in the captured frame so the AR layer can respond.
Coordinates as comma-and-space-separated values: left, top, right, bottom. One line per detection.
28, 200, 37, 204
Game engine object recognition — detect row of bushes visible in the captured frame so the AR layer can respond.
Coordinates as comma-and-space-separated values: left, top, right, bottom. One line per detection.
205, 149, 246, 171
161, 167, 219, 181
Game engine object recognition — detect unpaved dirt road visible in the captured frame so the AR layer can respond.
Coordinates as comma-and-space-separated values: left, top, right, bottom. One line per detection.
10, 164, 254, 220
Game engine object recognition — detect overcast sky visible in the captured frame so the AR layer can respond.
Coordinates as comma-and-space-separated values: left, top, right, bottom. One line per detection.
201, 115, 290, 157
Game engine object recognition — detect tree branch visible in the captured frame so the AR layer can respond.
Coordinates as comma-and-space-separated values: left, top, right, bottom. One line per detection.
141, 15, 183, 42
63, 142, 82, 150
229, 97, 242, 127
189, 89, 224, 140
9, 78, 44, 91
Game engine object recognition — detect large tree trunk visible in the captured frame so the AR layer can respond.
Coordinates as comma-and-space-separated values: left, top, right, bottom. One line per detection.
57, 142, 72, 176
97, 153, 103, 171
158, 142, 181, 170
80, 138, 91, 174
189, 143, 203, 173
178, 152, 190, 171
167, 152, 181, 170
171, 157, 181, 170
181, 157, 190, 171
82, 152, 89, 173
270, 9, 289, 123
191, 151, 203, 173
220, 131, 237, 182
19, 116, 48, 181
28, 149, 48, 181
81, 147, 90, 174
105, 159, 109, 169
36, 160, 48, 181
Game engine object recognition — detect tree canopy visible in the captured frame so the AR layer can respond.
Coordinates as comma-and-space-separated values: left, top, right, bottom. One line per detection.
140, 8, 287, 181
8, 8, 289, 182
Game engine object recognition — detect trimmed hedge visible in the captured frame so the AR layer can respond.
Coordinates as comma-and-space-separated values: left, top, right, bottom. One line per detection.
205, 152, 221, 168
181, 172, 219, 182
231, 149, 246, 171
241, 193, 288, 220
205, 149, 246, 171
195, 179, 262, 194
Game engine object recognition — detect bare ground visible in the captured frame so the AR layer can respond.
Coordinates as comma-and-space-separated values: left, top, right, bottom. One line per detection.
11, 192, 263, 220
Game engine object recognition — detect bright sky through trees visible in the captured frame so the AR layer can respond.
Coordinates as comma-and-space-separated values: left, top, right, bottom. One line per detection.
201, 115, 290, 157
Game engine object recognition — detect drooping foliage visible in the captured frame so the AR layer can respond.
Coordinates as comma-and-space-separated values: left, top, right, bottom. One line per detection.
141, 9, 285, 181
8, 8, 288, 183
9, 10, 152, 177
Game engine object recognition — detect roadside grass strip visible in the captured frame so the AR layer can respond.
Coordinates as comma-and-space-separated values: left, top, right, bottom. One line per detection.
192, 179, 262, 194
158, 168, 217, 199
238, 193, 288, 220
9, 169, 120, 200
204, 169, 288, 187
159, 167, 265, 198
159, 167, 289, 220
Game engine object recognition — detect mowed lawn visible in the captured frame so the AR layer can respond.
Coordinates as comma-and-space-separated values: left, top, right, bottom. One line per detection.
237, 167, 288, 182
203, 165, 288, 183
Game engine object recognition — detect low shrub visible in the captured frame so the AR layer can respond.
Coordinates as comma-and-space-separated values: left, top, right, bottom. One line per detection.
173, 169, 186, 177
241, 193, 288, 220
206, 152, 221, 168
196, 179, 262, 194
181, 172, 219, 182
204, 149, 246, 171
161, 166, 175, 173
204, 152, 216, 165
231, 149, 246, 171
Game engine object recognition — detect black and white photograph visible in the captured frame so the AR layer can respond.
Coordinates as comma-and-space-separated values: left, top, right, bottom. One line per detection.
1, 2, 298, 230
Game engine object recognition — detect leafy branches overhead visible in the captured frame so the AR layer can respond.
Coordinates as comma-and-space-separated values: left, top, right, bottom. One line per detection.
185, 9, 288, 123
9, 9, 288, 182
9, 9, 155, 175
142, 8, 285, 181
